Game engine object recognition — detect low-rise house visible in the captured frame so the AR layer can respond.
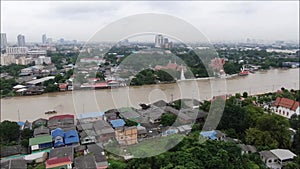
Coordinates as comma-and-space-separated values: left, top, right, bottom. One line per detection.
1, 159, 27, 169
0, 145, 22, 158
200, 130, 226, 141
93, 120, 115, 143
176, 125, 192, 134
32, 118, 48, 128
162, 128, 178, 136
74, 145, 86, 156
23, 151, 48, 163
139, 105, 165, 124
87, 144, 108, 169
259, 149, 297, 169
115, 126, 138, 146
77, 112, 104, 123
80, 130, 97, 145
49, 146, 74, 162
104, 109, 119, 121
64, 130, 80, 146
118, 107, 141, 122
34, 125, 50, 137
272, 97, 299, 118
137, 126, 147, 138
45, 157, 72, 169
74, 155, 97, 169
109, 119, 126, 129
29, 135, 52, 152
51, 128, 65, 148
48, 114, 75, 131
238, 144, 257, 155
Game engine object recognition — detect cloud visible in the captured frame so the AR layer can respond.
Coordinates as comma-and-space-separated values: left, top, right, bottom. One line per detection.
1, 1, 299, 43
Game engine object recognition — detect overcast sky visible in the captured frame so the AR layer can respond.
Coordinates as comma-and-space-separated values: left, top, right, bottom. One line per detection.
1, 1, 299, 43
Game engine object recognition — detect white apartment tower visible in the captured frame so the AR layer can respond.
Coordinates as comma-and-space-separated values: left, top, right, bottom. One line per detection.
17, 34, 26, 47
1, 33, 8, 49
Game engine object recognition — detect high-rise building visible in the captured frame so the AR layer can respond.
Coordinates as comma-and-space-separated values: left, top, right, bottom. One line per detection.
1, 33, 8, 49
42, 34, 47, 44
155, 34, 164, 48
17, 34, 26, 47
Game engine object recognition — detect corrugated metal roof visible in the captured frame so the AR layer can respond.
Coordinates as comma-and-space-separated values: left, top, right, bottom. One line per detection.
109, 119, 126, 128
29, 135, 52, 146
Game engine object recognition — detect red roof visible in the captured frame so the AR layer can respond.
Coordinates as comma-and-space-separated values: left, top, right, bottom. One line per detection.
49, 114, 74, 121
59, 83, 68, 89
274, 97, 299, 111
94, 82, 108, 88
46, 157, 72, 168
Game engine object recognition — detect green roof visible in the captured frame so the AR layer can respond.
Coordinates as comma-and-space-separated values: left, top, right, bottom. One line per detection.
29, 135, 52, 146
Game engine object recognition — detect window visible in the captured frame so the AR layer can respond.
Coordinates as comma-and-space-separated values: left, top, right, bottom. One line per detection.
268, 159, 272, 163
287, 112, 289, 116
274, 159, 277, 163
283, 111, 285, 115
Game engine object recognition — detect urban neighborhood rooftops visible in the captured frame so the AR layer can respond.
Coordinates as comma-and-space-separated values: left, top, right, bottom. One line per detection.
110, 119, 126, 128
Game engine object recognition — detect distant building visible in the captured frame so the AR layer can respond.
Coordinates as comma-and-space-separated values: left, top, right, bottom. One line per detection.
6, 47, 28, 55
1, 33, 7, 49
42, 34, 47, 44
17, 34, 25, 47
0, 54, 15, 65
16, 56, 32, 65
271, 97, 299, 119
155, 34, 172, 48
34, 56, 51, 65
155, 34, 164, 48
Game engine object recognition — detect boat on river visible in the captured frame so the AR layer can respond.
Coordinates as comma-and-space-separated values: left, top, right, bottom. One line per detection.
45, 110, 57, 115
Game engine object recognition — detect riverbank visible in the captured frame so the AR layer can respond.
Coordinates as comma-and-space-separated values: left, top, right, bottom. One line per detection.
1, 68, 299, 122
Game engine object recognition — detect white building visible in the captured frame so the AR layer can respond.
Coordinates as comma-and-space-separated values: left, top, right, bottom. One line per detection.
0, 54, 15, 65
260, 149, 297, 169
16, 56, 33, 65
17, 34, 26, 47
271, 97, 299, 119
34, 56, 51, 65
6, 47, 28, 55
28, 50, 47, 57
1, 33, 7, 49
80, 58, 105, 65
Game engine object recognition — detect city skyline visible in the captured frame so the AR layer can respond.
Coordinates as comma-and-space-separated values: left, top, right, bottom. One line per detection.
1, 1, 299, 43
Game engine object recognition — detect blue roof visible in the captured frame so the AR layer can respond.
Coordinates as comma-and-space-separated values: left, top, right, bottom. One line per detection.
200, 130, 217, 140
77, 112, 104, 119
51, 128, 64, 138
17, 122, 25, 126
110, 119, 126, 128
64, 130, 79, 145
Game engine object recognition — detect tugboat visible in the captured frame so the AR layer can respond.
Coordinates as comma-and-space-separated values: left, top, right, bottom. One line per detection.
45, 110, 57, 115
239, 66, 249, 76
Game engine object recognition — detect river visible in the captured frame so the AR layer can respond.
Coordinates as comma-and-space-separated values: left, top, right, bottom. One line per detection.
1, 68, 299, 122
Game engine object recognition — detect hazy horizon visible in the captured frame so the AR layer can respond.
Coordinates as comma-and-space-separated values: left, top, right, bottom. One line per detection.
1, 1, 299, 43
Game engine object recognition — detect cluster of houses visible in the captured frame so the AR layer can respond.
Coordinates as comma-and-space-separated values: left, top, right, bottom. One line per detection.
1, 96, 299, 169
0, 100, 207, 169
199, 129, 297, 169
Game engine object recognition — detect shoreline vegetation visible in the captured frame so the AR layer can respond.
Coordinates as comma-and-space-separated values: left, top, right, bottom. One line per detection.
1, 67, 298, 99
